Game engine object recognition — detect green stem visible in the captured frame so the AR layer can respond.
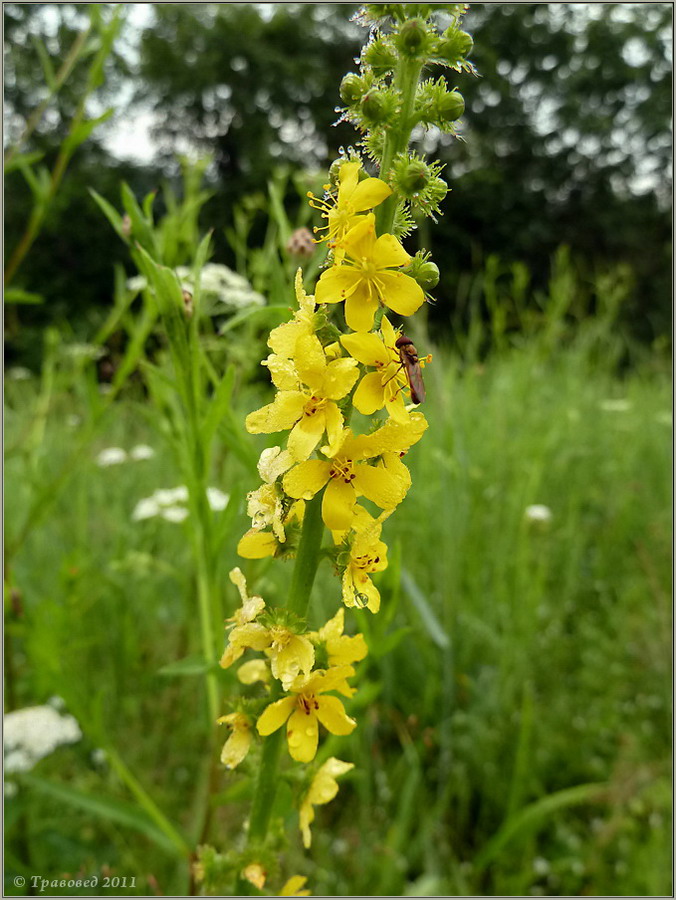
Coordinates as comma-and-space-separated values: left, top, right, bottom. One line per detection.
377, 56, 424, 236
243, 490, 326, 856
287, 490, 325, 617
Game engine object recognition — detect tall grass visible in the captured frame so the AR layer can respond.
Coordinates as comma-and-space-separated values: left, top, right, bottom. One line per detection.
5, 254, 671, 895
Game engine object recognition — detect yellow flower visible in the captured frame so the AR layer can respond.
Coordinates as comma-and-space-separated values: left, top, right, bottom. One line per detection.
246, 333, 359, 461
282, 413, 428, 531
315, 214, 424, 332
217, 712, 253, 770
267, 269, 317, 360
241, 863, 266, 890
308, 160, 392, 252
343, 528, 387, 613
299, 757, 354, 848
219, 569, 268, 668
257, 666, 357, 763
280, 875, 311, 897
341, 316, 411, 424
309, 608, 368, 666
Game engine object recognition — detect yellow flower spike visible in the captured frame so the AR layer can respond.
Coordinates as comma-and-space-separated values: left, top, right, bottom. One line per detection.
256, 666, 357, 763
282, 415, 428, 531
310, 608, 368, 666
246, 333, 358, 462
341, 316, 411, 424
299, 757, 354, 849
237, 659, 270, 686
241, 863, 267, 890
280, 875, 311, 897
217, 712, 253, 770
315, 213, 425, 332
308, 160, 392, 253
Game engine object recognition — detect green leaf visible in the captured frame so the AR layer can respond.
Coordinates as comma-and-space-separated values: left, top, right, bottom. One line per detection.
20, 773, 184, 856
158, 655, 216, 677
401, 569, 450, 649
64, 108, 114, 153
200, 365, 235, 450
4, 150, 44, 174
473, 782, 609, 872
218, 304, 288, 335
5, 288, 43, 305
89, 187, 126, 241
31, 35, 56, 90
121, 182, 158, 257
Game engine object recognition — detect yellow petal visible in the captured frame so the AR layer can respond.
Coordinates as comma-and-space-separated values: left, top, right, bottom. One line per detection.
280, 875, 311, 896
287, 412, 326, 462
287, 708, 319, 763
230, 622, 272, 652
269, 632, 315, 687
337, 160, 361, 195
340, 331, 390, 367
219, 643, 244, 668
339, 213, 376, 259
349, 177, 392, 212
385, 390, 412, 424
257, 696, 296, 735
283, 460, 331, 500
308, 757, 354, 804
257, 446, 295, 483
327, 632, 368, 666
353, 371, 386, 416
264, 353, 299, 391
315, 266, 361, 305
294, 333, 326, 388
342, 567, 381, 613
372, 232, 411, 269
242, 864, 266, 890
237, 529, 278, 559
344, 291, 379, 332
321, 357, 359, 400
378, 270, 425, 317
237, 659, 270, 685
299, 796, 315, 849
323, 403, 344, 457
317, 607, 345, 642
220, 724, 252, 769
380, 315, 398, 348
315, 695, 357, 735
353, 463, 408, 509
246, 391, 305, 434
268, 319, 312, 357
322, 478, 357, 531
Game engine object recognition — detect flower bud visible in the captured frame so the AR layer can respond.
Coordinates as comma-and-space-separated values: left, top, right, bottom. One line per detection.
395, 18, 429, 57
436, 90, 464, 123
339, 73, 366, 106
362, 40, 397, 77
437, 28, 473, 66
286, 227, 315, 259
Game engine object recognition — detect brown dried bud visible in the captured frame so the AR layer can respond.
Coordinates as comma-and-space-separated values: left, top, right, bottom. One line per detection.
121, 214, 132, 238
286, 227, 315, 259
182, 289, 194, 318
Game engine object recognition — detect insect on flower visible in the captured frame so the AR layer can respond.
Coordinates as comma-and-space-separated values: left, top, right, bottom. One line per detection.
395, 333, 426, 405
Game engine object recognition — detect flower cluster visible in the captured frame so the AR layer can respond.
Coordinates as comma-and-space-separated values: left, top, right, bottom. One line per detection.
218, 158, 434, 869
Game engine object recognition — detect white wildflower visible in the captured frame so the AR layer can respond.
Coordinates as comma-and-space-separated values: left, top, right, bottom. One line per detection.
96, 447, 128, 467
130, 444, 155, 461
126, 275, 147, 292
599, 399, 631, 413
132, 497, 161, 521
62, 343, 105, 361
4, 705, 82, 773
524, 504, 553, 524
7, 366, 32, 381
206, 487, 230, 511
160, 506, 189, 523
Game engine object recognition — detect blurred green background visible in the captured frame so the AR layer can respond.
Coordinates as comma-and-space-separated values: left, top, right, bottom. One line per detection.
4, 3, 672, 897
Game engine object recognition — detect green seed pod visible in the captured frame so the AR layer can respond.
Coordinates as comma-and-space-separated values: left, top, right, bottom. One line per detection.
399, 159, 431, 196
436, 90, 464, 123
340, 73, 367, 106
395, 17, 429, 57
360, 89, 390, 125
415, 260, 440, 291
438, 28, 473, 66
362, 40, 397, 77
